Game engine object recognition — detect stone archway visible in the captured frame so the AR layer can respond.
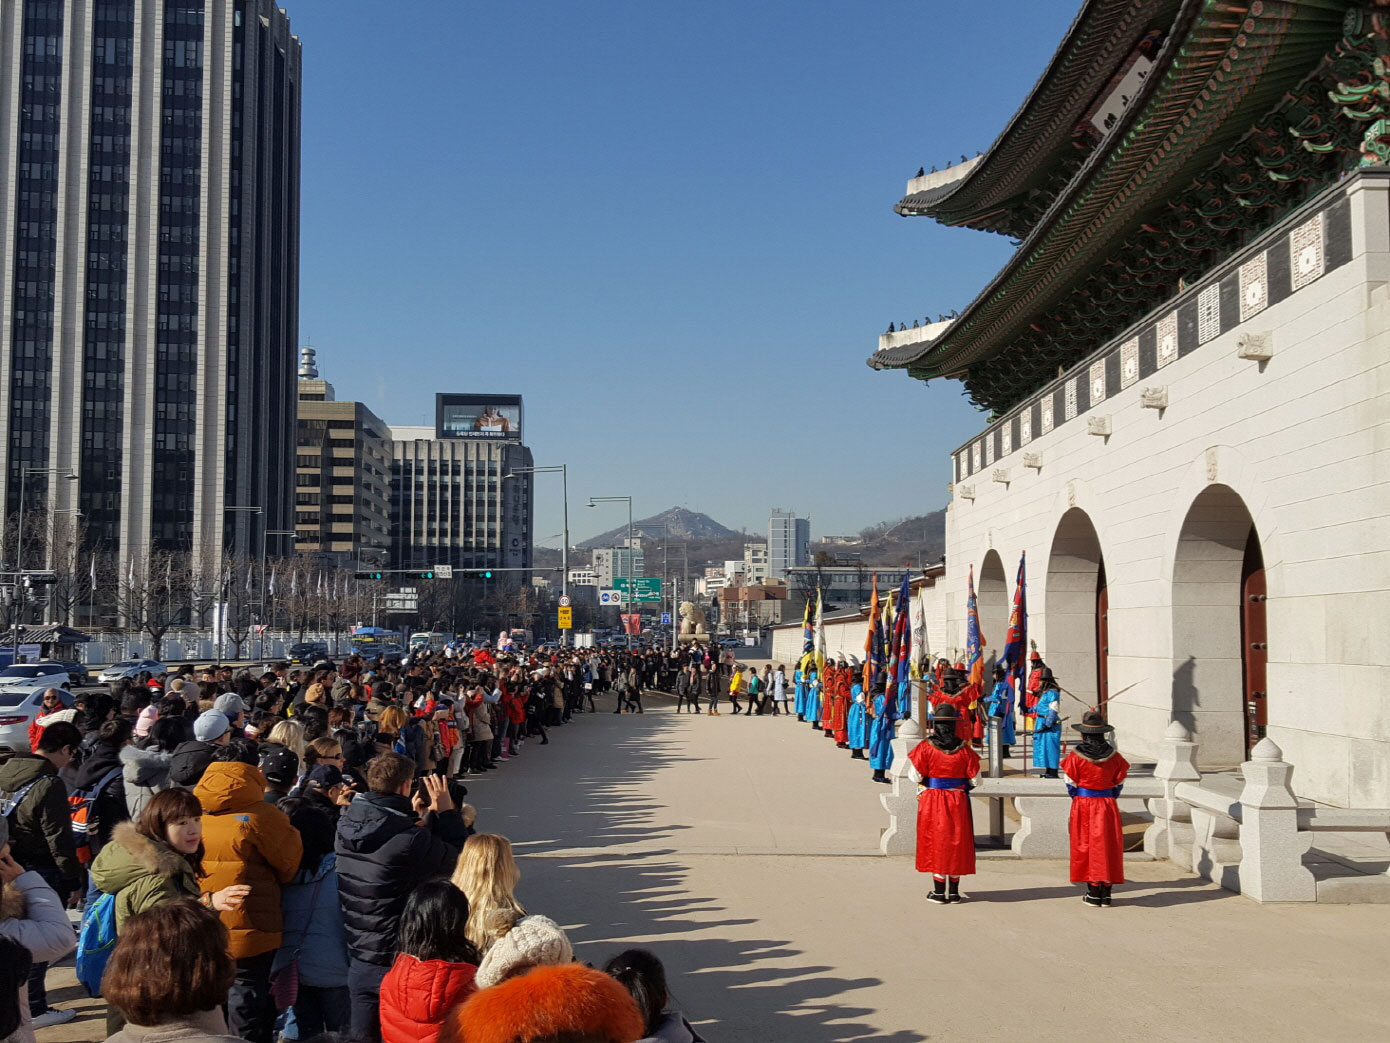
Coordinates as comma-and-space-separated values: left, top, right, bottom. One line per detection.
1171, 484, 1261, 768
977, 549, 1008, 671
1045, 508, 1105, 719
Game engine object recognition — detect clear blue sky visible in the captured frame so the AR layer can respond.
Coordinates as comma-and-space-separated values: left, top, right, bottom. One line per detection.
288, 0, 1078, 544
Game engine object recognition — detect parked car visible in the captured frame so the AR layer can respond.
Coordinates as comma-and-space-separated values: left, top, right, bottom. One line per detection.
286, 641, 329, 665
96, 658, 168, 683
0, 686, 73, 754
0, 663, 72, 692
48, 660, 90, 685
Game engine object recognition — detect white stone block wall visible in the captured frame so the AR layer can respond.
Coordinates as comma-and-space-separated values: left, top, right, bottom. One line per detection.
931, 174, 1390, 809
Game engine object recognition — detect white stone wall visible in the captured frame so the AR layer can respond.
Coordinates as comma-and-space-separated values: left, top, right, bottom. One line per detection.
935, 176, 1390, 809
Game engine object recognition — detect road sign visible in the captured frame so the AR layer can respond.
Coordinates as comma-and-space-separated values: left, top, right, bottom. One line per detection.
383, 594, 418, 611
558, 595, 572, 608
613, 577, 663, 603
433, 565, 454, 580
598, 589, 623, 606
660, 612, 672, 624
558, 606, 573, 629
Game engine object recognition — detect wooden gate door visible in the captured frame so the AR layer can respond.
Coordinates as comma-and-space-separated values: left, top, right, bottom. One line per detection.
1241, 530, 1268, 754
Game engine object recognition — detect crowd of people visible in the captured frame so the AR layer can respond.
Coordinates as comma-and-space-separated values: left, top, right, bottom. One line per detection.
0, 645, 711, 1043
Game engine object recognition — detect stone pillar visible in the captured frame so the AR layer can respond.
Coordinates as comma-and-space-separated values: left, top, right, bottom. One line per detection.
1144, 720, 1201, 868
1238, 737, 1316, 903
1011, 788, 1072, 858
879, 716, 923, 855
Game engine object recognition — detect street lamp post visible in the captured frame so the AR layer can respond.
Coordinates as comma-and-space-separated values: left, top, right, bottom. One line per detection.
504, 464, 568, 645
588, 495, 633, 651
11, 469, 77, 661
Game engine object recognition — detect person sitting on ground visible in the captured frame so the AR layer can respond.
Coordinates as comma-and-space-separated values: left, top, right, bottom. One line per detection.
441, 962, 643, 1043
604, 949, 706, 1043
102, 900, 243, 1043
379, 880, 480, 1043
335, 754, 468, 1043
449, 834, 525, 956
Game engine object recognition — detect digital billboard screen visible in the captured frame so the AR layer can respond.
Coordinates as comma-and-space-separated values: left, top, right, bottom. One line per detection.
436, 395, 523, 439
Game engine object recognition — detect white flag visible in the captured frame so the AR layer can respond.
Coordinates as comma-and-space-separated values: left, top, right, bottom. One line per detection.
290, 569, 298, 596
89, 554, 97, 587
127, 557, 135, 588
268, 566, 276, 597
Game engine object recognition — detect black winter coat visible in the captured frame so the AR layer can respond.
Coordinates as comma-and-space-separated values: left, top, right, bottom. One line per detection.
334, 791, 467, 966
0, 752, 80, 884
71, 741, 129, 852
168, 740, 218, 788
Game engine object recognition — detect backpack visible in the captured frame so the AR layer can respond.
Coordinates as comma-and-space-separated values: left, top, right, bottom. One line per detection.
69, 767, 123, 864
0, 778, 41, 818
75, 891, 118, 997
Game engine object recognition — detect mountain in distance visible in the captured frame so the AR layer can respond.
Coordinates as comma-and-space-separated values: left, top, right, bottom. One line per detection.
810, 507, 947, 568
576, 507, 741, 550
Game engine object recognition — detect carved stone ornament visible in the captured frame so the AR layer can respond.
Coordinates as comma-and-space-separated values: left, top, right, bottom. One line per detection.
958, 484, 975, 501
1087, 415, 1112, 437
1237, 330, 1274, 361
1067, 482, 1076, 508
992, 468, 1010, 484
1140, 386, 1169, 410
1023, 452, 1043, 470
1206, 447, 1219, 483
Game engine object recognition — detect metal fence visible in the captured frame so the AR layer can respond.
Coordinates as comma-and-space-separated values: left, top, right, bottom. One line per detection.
78, 630, 362, 666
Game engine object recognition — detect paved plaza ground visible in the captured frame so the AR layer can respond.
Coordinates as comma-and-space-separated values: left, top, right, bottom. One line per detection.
37, 688, 1390, 1043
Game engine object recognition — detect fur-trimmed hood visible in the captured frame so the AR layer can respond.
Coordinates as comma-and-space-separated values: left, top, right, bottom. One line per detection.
0, 876, 26, 921
88, 820, 195, 897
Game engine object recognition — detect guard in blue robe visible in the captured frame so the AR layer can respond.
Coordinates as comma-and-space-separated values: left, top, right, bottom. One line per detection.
1031, 670, 1062, 777
846, 680, 868, 758
868, 680, 897, 782
794, 666, 807, 720
805, 667, 821, 725
984, 665, 1017, 757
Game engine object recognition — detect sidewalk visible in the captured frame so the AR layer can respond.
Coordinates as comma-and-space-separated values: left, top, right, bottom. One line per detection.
38, 689, 1390, 1043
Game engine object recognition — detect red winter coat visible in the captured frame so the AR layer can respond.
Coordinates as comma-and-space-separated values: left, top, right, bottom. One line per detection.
908, 740, 980, 876
379, 953, 478, 1043
1062, 749, 1130, 884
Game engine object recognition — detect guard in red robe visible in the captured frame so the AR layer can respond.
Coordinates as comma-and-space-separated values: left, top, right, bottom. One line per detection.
831, 660, 852, 746
819, 661, 838, 736
931, 668, 976, 743
1062, 710, 1130, 907
907, 704, 981, 904
1023, 652, 1045, 729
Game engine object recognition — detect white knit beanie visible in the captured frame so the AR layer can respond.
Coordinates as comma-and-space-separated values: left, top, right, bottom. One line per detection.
474, 914, 574, 989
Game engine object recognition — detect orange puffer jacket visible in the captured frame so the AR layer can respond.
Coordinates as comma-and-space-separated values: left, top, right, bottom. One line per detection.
194, 760, 303, 959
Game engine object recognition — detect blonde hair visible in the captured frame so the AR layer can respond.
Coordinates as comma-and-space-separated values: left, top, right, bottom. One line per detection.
267, 720, 305, 760
378, 706, 407, 735
450, 834, 525, 953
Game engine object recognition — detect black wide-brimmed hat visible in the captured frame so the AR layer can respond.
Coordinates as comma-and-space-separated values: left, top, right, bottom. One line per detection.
932, 703, 959, 722
1072, 710, 1108, 735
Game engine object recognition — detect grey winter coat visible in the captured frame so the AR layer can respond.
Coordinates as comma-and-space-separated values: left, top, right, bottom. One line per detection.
121, 744, 173, 819
104, 1009, 242, 1043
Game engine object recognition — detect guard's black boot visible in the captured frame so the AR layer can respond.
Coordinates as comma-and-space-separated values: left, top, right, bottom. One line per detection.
927, 878, 948, 904
1083, 883, 1104, 907
1100, 884, 1113, 907
947, 878, 963, 903
851, 749, 866, 760
872, 769, 889, 783
1002, 746, 1013, 758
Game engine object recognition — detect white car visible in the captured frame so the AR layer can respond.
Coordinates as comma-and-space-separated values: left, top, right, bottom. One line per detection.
0, 686, 72, 753
0, 663, 72, 691
97, 659, 168, 683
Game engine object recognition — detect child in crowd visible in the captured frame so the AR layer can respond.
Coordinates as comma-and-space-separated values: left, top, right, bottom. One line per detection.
379, 881, 480, 1043
604, 948, 706, 1043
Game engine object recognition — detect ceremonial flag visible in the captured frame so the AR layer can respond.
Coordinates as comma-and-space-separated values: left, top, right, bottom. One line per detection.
884, 570, 911, 718
999, 551, 1028, 688
268, 566, 277, 598
290, 569, 298, 597
89, 554, 96, 588
966, 565, 986, 688
863, 572, 881, 692
813, 586, 826, 674
798, 596, 815, 673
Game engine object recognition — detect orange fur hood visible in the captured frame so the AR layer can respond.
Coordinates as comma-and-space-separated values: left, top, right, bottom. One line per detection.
441, 962, 644, 1043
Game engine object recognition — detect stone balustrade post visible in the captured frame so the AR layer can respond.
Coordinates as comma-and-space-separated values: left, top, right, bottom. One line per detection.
1144, 720, 1201, 868
1011, 788, 1072, 857
879, 715, 923, 855
1238, 737, 1316, 902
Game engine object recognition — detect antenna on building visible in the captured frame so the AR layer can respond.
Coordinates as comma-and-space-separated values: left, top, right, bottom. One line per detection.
298, 345, 319, 380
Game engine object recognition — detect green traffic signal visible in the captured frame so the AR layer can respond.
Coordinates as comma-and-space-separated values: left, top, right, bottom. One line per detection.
482, 570, 493, 579
353, 571, 384, 580
420, 570, 434, 579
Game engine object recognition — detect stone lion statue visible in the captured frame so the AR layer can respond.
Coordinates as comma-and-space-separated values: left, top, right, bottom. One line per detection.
678, 600, 709, 638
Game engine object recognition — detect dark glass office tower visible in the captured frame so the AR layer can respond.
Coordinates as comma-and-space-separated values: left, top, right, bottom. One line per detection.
0, 1, 301, 617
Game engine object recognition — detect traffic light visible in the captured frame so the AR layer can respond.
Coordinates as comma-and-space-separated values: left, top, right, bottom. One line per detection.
481, 570, 493, 579
354, 571, 384, 580
412, 570, 434, 580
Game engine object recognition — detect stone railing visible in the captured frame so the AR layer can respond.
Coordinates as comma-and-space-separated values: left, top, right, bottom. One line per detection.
878, 720, 1390, 903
